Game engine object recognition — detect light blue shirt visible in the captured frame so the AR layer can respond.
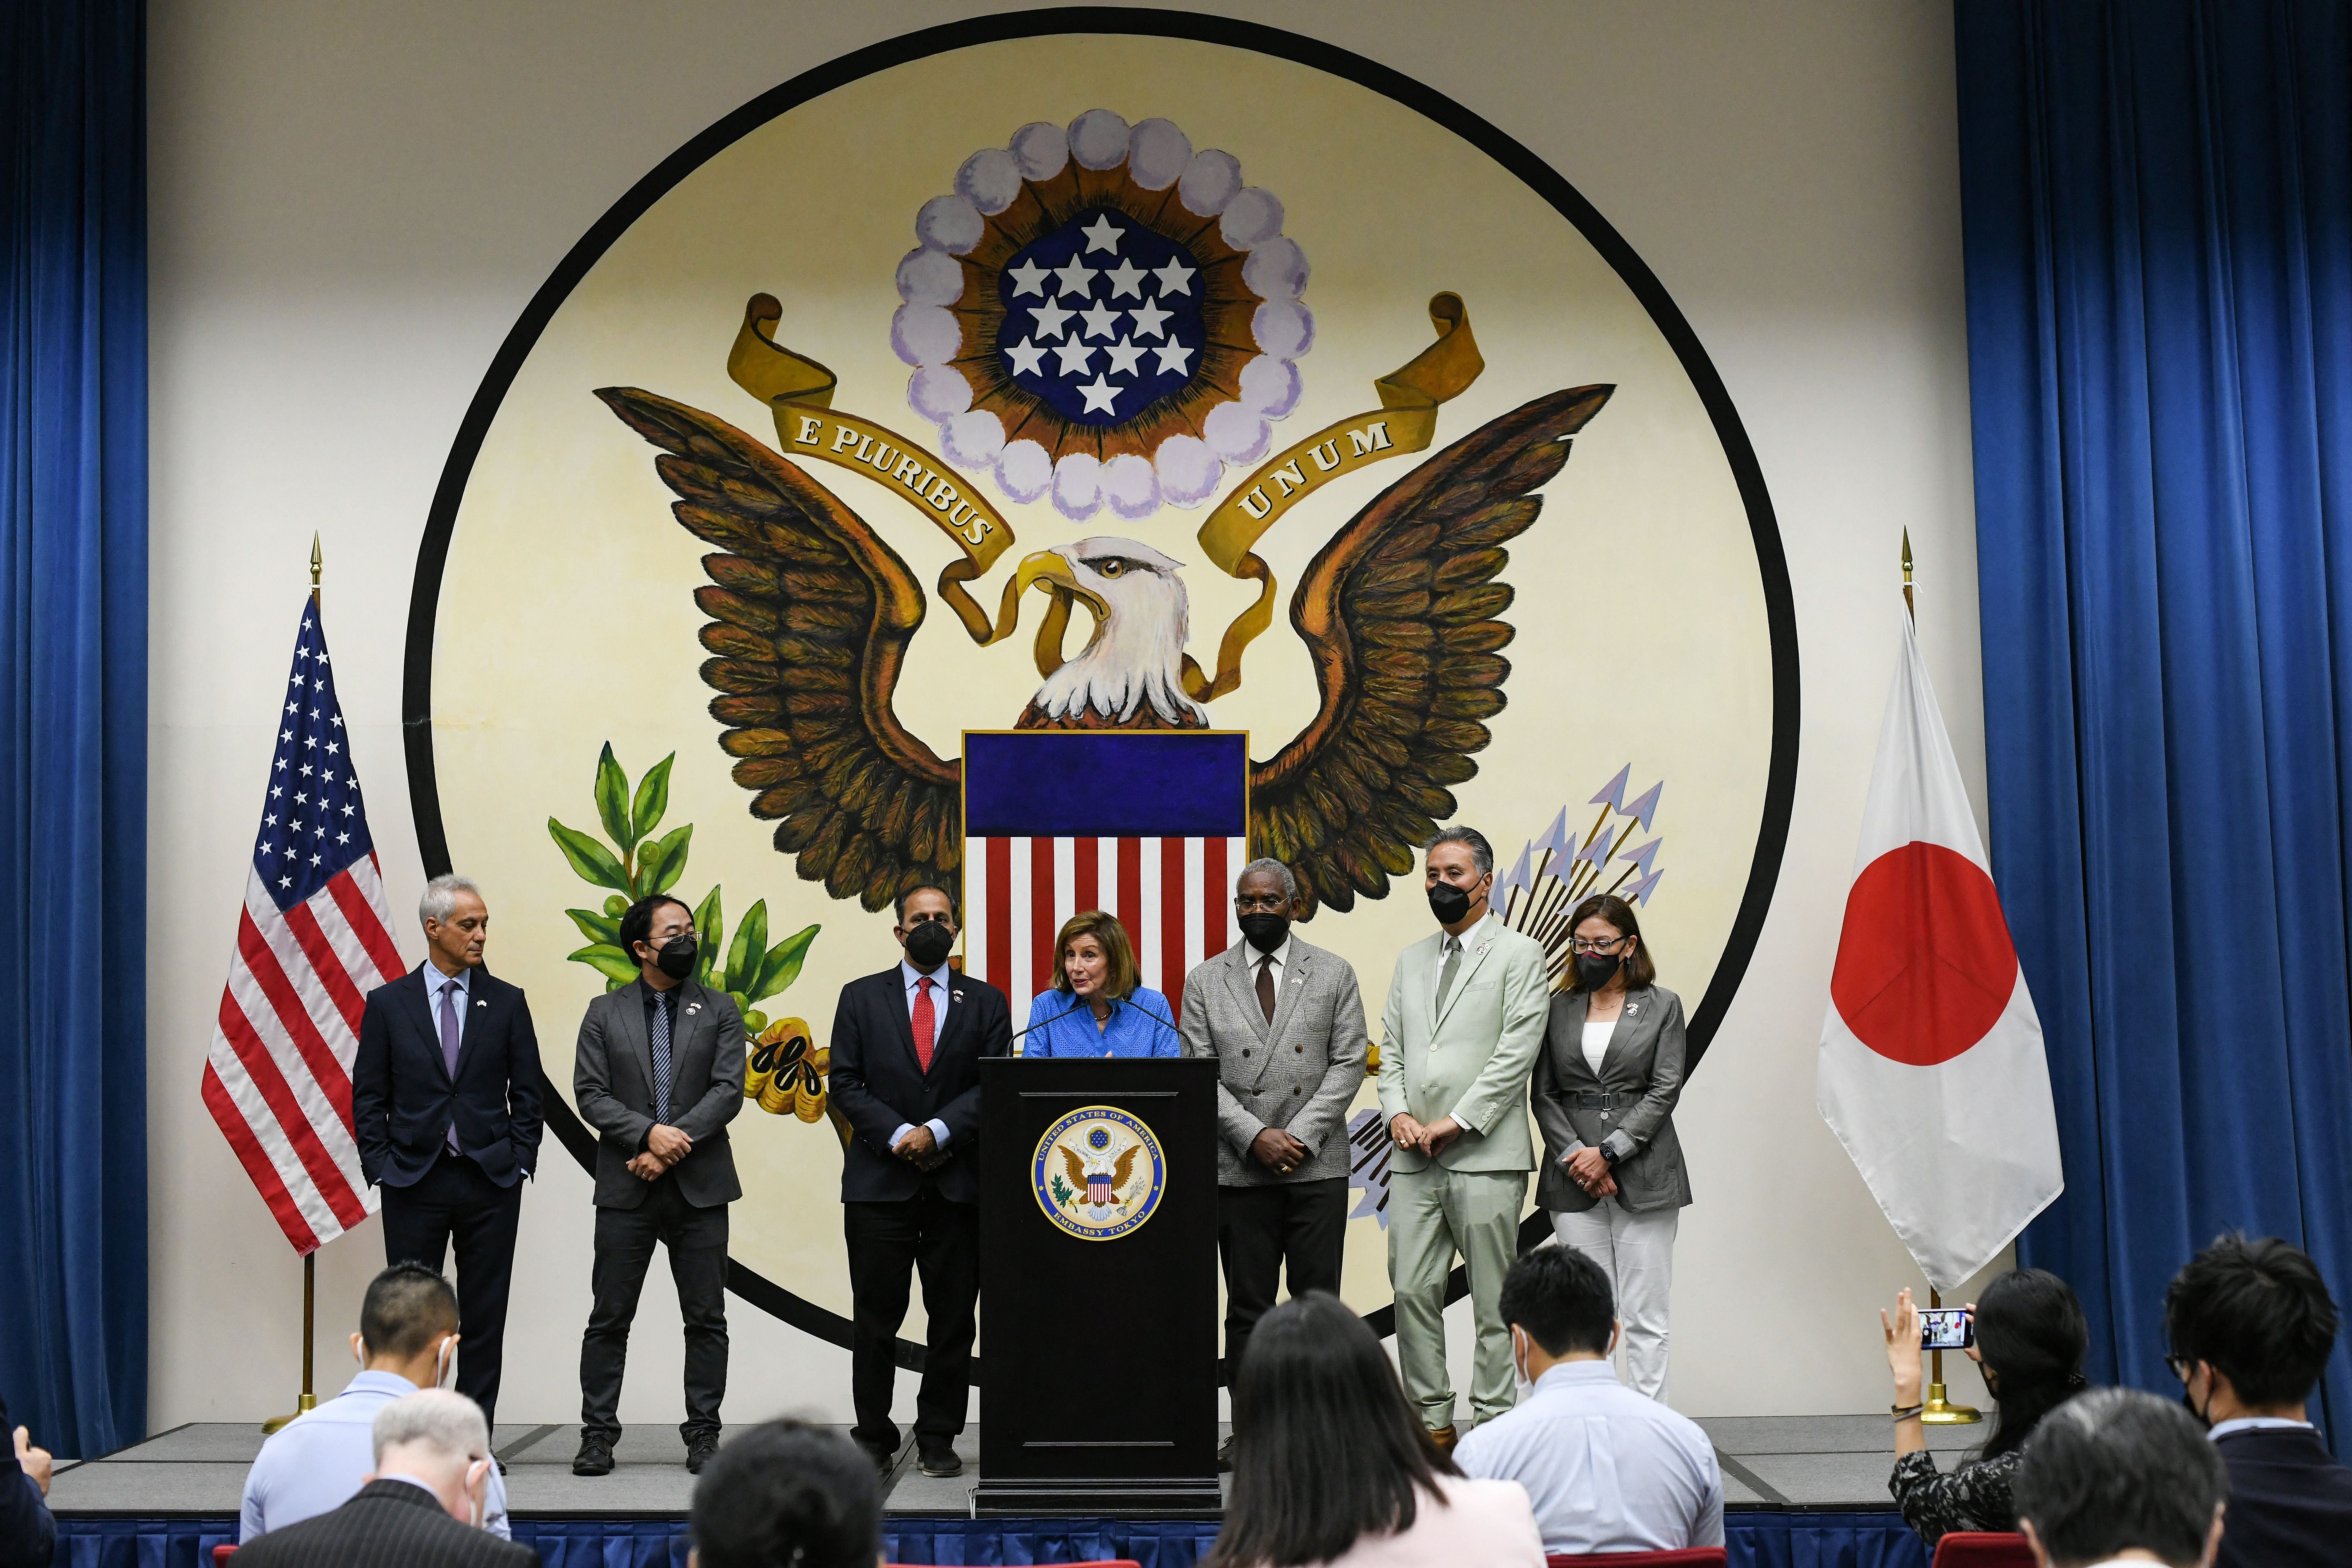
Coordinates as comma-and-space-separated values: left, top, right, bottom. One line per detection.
1456, 1359, 1723, 1555
1022, 986, 1182, 1058
887, 959, 954, 1154
422, 962, 472, 1041
238, 1369, 509, 1541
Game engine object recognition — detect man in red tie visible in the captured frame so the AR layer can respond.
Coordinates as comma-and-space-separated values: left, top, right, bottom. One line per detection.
825, 886, 1012, 1478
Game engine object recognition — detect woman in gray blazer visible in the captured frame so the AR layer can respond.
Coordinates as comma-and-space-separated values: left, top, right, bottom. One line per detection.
1530, 894, 1692, 1399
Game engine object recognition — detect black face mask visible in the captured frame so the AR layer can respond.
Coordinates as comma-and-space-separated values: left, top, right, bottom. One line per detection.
904, 919, 956, 970
1427, 882, 1474, 925
1575, 952, 1622, 990
2180, 1386, 2210, 1429
1238, 911, 1291, 953
653, 934, 698, 980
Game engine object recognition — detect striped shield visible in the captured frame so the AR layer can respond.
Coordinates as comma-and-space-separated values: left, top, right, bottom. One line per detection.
962, 731, 1249, 1033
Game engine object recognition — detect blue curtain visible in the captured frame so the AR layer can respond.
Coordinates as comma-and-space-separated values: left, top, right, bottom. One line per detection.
1958, 0, 2352, 1441
0, 0, 148, 1458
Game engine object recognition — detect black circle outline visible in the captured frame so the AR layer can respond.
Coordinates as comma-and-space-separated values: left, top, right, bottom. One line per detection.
401, 6, 1801, 1378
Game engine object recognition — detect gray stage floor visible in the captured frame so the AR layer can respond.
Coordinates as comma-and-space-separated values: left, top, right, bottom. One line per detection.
48, 1416, 1974, 1518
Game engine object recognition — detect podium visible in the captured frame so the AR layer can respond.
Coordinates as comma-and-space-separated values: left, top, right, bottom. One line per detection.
973, 1055, 1222, 1517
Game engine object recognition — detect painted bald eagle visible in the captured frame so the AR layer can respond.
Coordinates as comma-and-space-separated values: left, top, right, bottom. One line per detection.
595, 381, 1613, 918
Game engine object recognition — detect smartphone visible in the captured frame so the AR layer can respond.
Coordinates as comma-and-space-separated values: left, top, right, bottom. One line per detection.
1919, 1307, 1973, 1350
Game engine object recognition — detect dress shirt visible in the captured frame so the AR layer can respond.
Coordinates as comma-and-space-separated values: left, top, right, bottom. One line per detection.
887, 958, 954, 1153
239, 1369, 509, 1541
1429, 913, 1501, 1133
423, 963, 472, 1036
1456, 1360, 1723, 1555
1248, 935, 1294, 978
2209, 1415, 2313, 1439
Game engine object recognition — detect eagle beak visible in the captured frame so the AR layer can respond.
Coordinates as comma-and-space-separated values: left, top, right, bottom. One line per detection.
1015, 549, 1109, 620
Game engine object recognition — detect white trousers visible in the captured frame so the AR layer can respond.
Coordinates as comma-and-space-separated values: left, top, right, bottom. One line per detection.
1551, 1198, 1679, 1400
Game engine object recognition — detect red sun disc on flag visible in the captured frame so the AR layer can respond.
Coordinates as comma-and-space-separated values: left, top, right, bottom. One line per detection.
1830, 841, 2018, 1066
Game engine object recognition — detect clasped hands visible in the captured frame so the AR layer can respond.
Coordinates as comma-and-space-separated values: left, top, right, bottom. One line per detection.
1564, 1144, 1618, 1200
890, 1123, 950, 1172
626, 1123, 692, 1181
1389, 1111, 1468, 1158
1251, 1127, 1310, 1175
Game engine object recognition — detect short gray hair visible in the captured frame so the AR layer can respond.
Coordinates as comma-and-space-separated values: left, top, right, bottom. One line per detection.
371, 1387, 489, 1469
419, 873, 481, 929
2011, 1387, 2225, 1568
1424, 825, 1494, 875
1236, 857, 1297, 900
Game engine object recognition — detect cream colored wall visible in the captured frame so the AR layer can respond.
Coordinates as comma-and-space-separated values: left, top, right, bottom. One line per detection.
146, 0, 2001, 1431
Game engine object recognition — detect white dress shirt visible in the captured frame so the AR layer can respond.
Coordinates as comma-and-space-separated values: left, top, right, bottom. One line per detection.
2208, 1414, 2314, 1439
1244, 934, 1294, 988
1456, 1359, 1724, 1555
239, 1368, 509, 1540
888, 958, 954, 1153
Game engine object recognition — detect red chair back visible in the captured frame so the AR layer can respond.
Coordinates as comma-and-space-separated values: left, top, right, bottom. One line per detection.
1546, 1551, 1728, 1567
893, 1563, 1139, 1568
1930, 1534, 2036, 1568
211, 1549, 237, 1566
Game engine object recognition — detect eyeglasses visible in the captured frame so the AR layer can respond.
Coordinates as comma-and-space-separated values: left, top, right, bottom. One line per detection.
1233, 895, 1289, 912
2165, 1354, 2194, 1382
1568, 935, 1629, 955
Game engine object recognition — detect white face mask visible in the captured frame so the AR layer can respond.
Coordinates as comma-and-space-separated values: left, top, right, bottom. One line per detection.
1511, 1327, 1536, 1405
434, 1336, 461, 1390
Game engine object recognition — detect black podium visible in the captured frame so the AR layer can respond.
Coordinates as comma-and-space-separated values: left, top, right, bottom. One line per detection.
973, 1056, 1221, 1517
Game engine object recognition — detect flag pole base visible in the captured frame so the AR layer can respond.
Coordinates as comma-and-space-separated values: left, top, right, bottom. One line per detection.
260, 1394, 316, 1436
1920, 1382, 1981, 1425
261, 1250, 320, 1434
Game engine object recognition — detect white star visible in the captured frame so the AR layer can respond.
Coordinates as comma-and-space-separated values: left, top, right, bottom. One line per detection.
280, 876, 293, 889
285, 700, 299, 714
338, 832, 351, 845
304, 736, 316, 749
300, 763, 313, 777
264, 814, 277, 827
1053, 340, 1097, 377
288, 674, 302, 689
258, 842, 271, 856
296, 647, 311, 662
1103, 337, 1147, 376
1007, 258, 1051, 297
311, 853, 323, 867
1153, 339, 1197, 376
342, 803, 356, 817
315, 651, 329, 666
270, 786, 282, 799
1075, 376, 1122, 415
295, 791, 308, 804
280, 729, 292, 743
325, 741, 339, 755
1079, 214, 1125, 253
1030, 300, 1074, 339
1153, 258, 1195, 296
282, 846, 295, 859
274, 759, 287, 772
330, 716, 343, 728
320, 771, 334, 785
1104, 259, 1147, 299
1078, 300, 1121, 340
1128, 300, 1172, 339
1052, 256, 1097, 296
1004, 336, 1049, 376
308, 708, 320, 719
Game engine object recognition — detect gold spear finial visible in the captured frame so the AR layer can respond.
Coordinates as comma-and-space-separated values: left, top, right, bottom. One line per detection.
310, 533, 323, 605
1901, 528, 1915, 624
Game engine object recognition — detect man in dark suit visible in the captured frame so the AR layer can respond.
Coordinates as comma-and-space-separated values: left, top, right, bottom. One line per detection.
2167, 1232, 2352, 1568
353, 873, 543, 1431
827, 884, 1010, 1477
232, 1389, 534, 1568
571, 893, 745, 1478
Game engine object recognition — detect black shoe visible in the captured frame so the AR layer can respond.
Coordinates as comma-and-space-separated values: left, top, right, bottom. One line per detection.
495, 1457, 508, 1477
916, 1439, 963, 1478
1216, 1434, 1234, 1473
686, 1434, 719, 1475
571, 1437, 614, 1476
857, 1439, 895, 1475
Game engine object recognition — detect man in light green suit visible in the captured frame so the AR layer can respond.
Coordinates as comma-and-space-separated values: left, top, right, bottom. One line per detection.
1377, 825, 1551, 1447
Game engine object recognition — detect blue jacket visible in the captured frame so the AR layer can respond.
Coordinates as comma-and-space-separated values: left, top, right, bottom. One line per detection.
1023, 987, 1182, 1058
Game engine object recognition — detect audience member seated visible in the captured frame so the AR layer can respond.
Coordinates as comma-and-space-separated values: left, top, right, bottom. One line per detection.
233, 1390, 532, 1568
1881, 1269, 2088, 1544
0, 1392, 54, 1568
239, 1262, 509, 1541
2009, 1387, 2226, 1568
1457, 1247, 1723, 1555
2165, 1232, 2352, 1568
1205, 1292, 1543, 1568
689, 1420, 882, 1568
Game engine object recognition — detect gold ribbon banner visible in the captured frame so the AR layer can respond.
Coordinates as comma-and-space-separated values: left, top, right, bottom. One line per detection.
1184, 292, 1485, 702
727, 294, 1034, 646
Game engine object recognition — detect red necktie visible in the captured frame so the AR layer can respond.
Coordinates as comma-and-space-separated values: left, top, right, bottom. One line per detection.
913, 976, 937, 1073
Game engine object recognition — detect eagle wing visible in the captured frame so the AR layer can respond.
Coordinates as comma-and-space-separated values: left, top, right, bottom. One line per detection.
1060, 1146, 1089, 1188
595, 387, 962, 911
1250, 386, 1615, 916
1111, 1143, 1143, 1190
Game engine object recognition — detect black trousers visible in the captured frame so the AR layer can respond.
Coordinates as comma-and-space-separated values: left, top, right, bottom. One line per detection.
1218, 1177, 1348, 1379
578, 1176, 729, 1444
379, 1150, 523, 1427
843, 1190, 978, 1453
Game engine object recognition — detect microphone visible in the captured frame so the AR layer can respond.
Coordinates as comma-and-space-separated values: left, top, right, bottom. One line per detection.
1009, 994, 1089, 1054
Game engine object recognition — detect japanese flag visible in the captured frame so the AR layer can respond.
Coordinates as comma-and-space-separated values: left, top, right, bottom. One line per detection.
1817, 614, 2063, 1292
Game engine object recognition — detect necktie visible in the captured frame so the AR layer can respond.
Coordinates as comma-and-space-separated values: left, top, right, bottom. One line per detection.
439, 980, 463, 1153
1436, 936, 1462, 1013
913, 977, 937, 1072
650, 990, 674, 1125
1256, 954, 1277, 1024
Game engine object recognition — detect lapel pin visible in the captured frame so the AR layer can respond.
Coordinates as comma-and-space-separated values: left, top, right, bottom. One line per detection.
1627, 1003, 1640, 1016
686, 1002, 702, 1016
475, 999, 488, 1008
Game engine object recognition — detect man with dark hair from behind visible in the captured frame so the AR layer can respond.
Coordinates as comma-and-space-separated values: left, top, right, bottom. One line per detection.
2010, 1388, 2226, 1568
240, 1263, 512, 1540
1457, 1245, 1721, 1555
2165, 1233, 2352, 1568
688, 1420, 882, 1568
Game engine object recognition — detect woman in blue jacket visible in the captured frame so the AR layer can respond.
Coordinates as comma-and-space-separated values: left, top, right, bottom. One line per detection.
1021, 909, 1181, 1057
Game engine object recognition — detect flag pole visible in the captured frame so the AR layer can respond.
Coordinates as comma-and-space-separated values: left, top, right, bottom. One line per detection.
261, 535, 327, 1437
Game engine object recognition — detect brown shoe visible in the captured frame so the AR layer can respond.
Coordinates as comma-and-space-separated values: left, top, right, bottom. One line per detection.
1425, 1424, 1458, 1455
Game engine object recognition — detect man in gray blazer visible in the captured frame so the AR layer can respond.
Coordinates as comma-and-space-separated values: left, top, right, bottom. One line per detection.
570, 893, 745, 1478
1179, 857, 1370, 1439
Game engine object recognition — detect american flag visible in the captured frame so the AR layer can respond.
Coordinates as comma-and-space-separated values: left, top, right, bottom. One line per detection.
961, 731, 1248, 1033
201, 600, 405, 1253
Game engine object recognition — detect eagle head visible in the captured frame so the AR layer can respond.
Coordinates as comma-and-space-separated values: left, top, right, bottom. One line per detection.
1018, 537, 1209, 729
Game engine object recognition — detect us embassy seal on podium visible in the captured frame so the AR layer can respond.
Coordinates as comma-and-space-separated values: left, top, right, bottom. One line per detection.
1033, 1106, 1168, 1241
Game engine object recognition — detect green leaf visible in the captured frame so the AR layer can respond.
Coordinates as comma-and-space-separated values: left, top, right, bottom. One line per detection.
549, 818, 630, 893
689, 886, 724, 984
595, 743, 635, 854
750, 923, 821, 1003
565, 908, 621, 947
725, 901, 768, 994
637, 824, 692, 896
567, 943, 641, 984
631, 753, 676, 844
